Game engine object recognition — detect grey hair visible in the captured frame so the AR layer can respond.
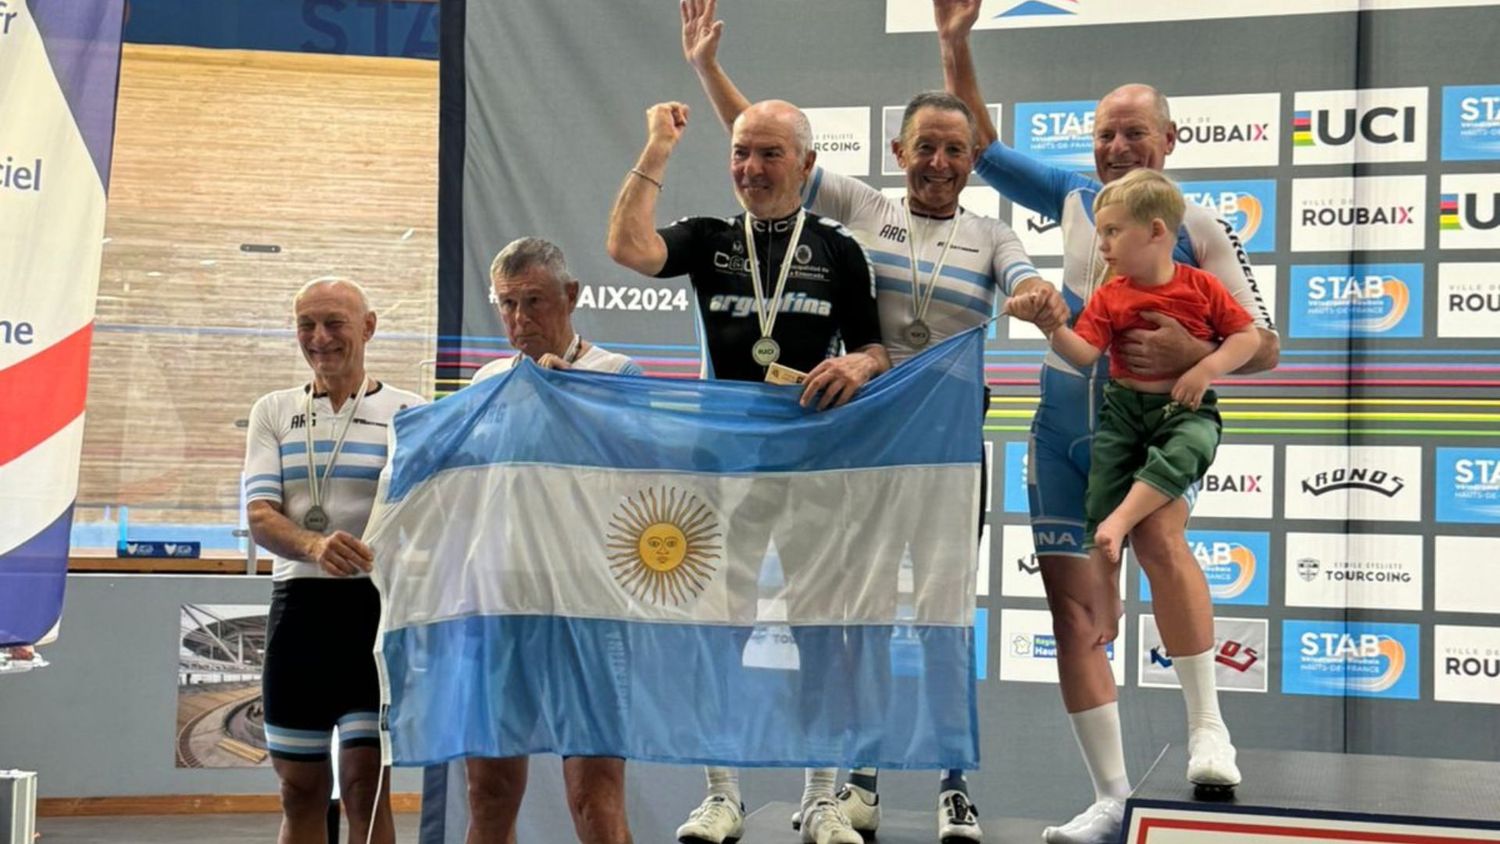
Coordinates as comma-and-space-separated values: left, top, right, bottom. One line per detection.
489, 237, 574, 289
736, 100, 814, 159
788, 108, 813, 159
293, 276, 370, 313
898, 91, 977, 146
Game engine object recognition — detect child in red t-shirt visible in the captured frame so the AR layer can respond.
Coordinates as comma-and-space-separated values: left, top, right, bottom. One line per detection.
1016, 168, 1258, 563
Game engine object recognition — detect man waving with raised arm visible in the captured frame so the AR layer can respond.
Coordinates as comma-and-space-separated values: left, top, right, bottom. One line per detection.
935, 1, 1279, 842
671, 2, 1064, 842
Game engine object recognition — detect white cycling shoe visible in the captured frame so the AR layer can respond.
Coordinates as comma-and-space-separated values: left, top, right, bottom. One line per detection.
1041, 797, 1124, 844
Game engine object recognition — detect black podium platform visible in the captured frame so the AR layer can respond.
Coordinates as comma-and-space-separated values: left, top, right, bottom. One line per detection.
1123, 746, 1500, 842
745, 800, 1052, 843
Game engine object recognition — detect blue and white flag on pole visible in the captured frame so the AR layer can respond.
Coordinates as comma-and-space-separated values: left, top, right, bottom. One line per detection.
368, 330, 985, 769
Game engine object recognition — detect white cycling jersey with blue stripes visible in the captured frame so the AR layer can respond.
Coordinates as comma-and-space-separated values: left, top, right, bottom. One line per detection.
802, 165, 1040, 365
975, 140, 1276, 378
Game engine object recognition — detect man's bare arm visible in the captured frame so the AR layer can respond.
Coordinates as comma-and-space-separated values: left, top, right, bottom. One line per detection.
606, 103, 689, 277
682, 0, 751, 132
935, 0, 998, 147
247, 500, 370, 576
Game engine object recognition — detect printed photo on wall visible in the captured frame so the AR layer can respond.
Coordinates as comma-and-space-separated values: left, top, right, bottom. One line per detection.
176, 604, 270, 768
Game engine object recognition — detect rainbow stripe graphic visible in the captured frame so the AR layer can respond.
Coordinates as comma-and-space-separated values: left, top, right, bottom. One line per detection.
1440, 192, 1462, 230
1292, 110, 1315, 146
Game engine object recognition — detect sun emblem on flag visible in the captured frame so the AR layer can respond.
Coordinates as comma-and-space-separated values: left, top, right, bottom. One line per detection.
605, 486, 722, 606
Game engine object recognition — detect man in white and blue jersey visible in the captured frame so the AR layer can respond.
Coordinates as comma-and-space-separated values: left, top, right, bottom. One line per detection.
243, 278, 424, 844
936, 1, 1279, 842
674, 2, 1065, 842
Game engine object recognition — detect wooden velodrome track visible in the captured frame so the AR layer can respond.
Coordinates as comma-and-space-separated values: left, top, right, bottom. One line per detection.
82, 44, 438, 528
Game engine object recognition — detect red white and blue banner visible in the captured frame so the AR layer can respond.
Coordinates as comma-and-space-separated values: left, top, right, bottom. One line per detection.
0, 0, 125, 646
369, 331, 985, 769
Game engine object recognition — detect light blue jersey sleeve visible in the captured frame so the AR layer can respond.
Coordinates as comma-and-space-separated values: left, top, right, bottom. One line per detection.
619, 360, 645, 376
974, 140, 1096, 222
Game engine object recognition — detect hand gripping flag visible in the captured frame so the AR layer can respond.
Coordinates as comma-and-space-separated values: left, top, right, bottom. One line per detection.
367, 329, 985, 769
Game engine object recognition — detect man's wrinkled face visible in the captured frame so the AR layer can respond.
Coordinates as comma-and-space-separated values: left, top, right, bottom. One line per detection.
731, 110, 814, 219
296, 285, 374, 382
494, 266, 578, 360
1093, 90, 1175, 184
894, 107, 975, 216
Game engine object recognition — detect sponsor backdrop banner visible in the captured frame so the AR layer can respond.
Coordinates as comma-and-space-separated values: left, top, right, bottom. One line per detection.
0, 0, 125, 646
446, 0, 1500, 829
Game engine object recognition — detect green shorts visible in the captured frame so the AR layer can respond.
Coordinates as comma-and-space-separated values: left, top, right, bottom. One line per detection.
1083, 381, 1222, 548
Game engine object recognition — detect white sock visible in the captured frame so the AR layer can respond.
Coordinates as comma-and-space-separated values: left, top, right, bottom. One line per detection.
1068, 702, 1131, 801
705, 766, 741, 804
1172, 649, 1229, 737
802, 767, 837, 809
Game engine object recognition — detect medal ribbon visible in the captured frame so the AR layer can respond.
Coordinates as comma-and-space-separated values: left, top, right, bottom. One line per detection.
902, 200, 963, 329
742, 209, 807, 343
303, 379, 369, 519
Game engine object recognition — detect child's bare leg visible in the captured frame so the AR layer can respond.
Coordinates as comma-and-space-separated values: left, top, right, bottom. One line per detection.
1093, 480, 1171, 564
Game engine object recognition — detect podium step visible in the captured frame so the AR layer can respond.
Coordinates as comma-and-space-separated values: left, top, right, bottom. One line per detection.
1124, 746, 1500, 842
745, 800, 1052, 843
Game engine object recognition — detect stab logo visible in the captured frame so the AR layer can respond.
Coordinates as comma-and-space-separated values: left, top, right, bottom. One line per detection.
1016, 100, 1097, 169
1438, 264, 1500, 338
1292, 88, 1428, 164
1291, 176, 1426, 252
1289, 265, 1423, 339
1282, 620, 1419, 700
1439, 175, 1500, 249
1442, 85, 1500, 161
1436, 448, 1500, 524
1142, 531, 1268, 606
1179, 180, 1277, 252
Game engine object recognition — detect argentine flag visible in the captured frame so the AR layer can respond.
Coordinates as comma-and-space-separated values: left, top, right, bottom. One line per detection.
367, 330, 985, 769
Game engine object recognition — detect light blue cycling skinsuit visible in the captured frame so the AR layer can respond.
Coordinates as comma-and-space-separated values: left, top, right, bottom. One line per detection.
975, 140, 1276, 559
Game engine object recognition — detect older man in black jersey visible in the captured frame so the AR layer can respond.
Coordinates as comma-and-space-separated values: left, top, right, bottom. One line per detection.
607, 100, 890, 844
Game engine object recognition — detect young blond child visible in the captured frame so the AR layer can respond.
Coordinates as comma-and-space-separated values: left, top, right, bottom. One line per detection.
1022, 167, 1258, 563
1006, 167, 1257, 792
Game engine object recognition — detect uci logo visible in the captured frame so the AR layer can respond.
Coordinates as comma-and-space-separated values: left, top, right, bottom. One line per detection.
1440, 192, 1500, 232
1293, 106, 1417, 147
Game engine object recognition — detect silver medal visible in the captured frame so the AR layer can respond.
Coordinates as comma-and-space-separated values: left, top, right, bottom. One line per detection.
905, 319, 932, 347
302, 505, 330, 533
751, 336, 781, 366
